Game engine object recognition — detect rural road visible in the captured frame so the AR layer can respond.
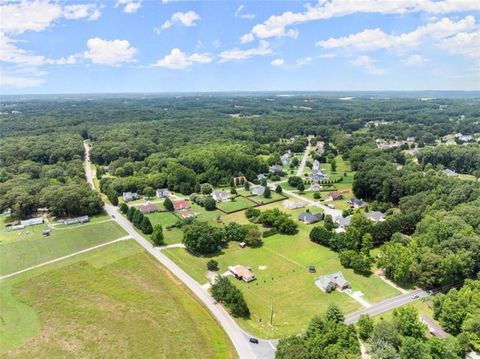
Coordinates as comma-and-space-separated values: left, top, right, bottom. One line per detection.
344, 289, 428, 324
83, 141, 95, 189
296, 139, 311, 177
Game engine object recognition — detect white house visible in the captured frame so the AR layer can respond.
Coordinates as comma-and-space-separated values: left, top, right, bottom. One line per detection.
212, 190, 230, 202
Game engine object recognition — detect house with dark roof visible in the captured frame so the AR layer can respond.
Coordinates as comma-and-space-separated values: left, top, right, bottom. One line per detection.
298, 212, 323, 225
212, 190, 230, 202
328, 192, 343, 201
139, 202, 157, 214
363, 211, 385, 223
269, 165, 284, 174
315, 272, 349, 292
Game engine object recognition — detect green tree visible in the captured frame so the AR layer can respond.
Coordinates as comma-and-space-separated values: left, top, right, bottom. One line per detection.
194, 182, 201, 193
224, 222, 247, 242
325, 304, 344, 323
324, 215, 334, 231
263, 186, 272, 198
140, 216, 153, 234
107, 187, 118, 206
144, 186, 155, 198
330, 158, 337, 172
244, 225, 262, 247
400, 337, 430, 359
297, 181, 305, 193
207, 259, 219, 271
201, 183, 213, 195
393, 306, 427, 340
151, 224, 164, 245
164, 197, 174, 212
357, 314, 374, 341
309, 226, 332, 246
183, 221, 224, 255
120, 202, 128, 214
244, 181, 250, 191
275, 185, 283, 194
204, 197, 217, 211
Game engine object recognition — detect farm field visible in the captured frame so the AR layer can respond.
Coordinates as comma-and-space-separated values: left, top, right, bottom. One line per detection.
0, 220, 127, 276
0, 240, 235, 358
164, 221, 400, 338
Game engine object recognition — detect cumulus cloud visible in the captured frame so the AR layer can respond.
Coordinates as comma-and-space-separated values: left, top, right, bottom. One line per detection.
402, 54, 430, 66
0, 66, 46, 88
235, 5, 255, 20
296, 57, 313, 66
219, 40, 272, 63
0, 33, 47, 66
152, 48, 212, 70
271, 58, 284, 66
83, 38, 137, 65
242, 0, 480, 42
161, 11, 200, 29
0, 0, 101, 34
115, 0, 142, 14
438, 31, 480, 60
351, 55, 385, 75
316, 16, 476, 52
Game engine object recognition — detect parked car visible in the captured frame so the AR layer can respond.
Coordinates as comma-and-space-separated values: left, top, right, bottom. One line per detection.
411, 294, 419, 299
249, 338, 259, 344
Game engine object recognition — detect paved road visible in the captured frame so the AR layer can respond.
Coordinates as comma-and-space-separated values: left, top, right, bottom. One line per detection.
344, 289, 428, 324
0, 236, 130, 280
105, 204, 275, 358
83, 141, 95, 189
277, 187, 343, 218
296, 140, 311, 177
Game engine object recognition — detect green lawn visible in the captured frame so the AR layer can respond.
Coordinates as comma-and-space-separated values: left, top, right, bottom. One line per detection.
164, 221, 400, 338
0, 220, 127, 276
0, 240, 235, 358
216, 196, 256, 213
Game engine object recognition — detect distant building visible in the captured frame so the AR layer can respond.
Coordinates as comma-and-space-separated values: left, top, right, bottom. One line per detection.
315, 272, 349, 292
311, 183, 321, 192
312, 160, 320, 170
335, 215, 352, 230
283, 200, 305, 210
63, 216, 90, 225
173, 200, 190, 211
228, 265, 256, 282
348, 197, 367, 209
328, 192, 343, 201
156, 188, 170, 198
251, 185, 266, 196
138, 202, 157, 214
363, 211, 385, 223
280, 153, 290, 166
298, 212, 323, 225
269, 165, 284, 174
122, 192, 139, 202
442, 168, 458, 177
20, 218, 44, 226
257, 173, 268, 181
212, 190, 230, 202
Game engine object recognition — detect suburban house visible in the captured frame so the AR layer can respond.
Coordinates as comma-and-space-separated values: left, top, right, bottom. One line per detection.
280, 153, 290, 166
315, 272, 349, 292
311, 183, 321, 192
63, 216, 89, 225
283, 199, 305, 210
228, 265, 256, 282
20, 218, 44, 226
269, 164, 284, 174
212, 190, 230, 202
298, 212, 323, 225
179, 209, 193, 219
122, 192, 139, 202
156, 188, 170, 198
348, 197, 367, 209
442, 168, 458, 177
363, 211, 385, 223
312, 160, 320, 170
335, 215, 352, 231
173, 200, 190, 211
328, 192, 343, 201
138, 202, 157, 214
251, 185, 266, 196
257, 173, 268, 181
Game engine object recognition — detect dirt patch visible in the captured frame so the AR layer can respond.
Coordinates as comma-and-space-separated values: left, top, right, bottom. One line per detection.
258, 265, 267, 270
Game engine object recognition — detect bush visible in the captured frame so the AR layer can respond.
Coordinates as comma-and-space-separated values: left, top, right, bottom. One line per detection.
262, 228, 278, 238
313, 192, 321, 199
207, 259, 219, 271
120, 202, 129, 214
210, 276, 250, 318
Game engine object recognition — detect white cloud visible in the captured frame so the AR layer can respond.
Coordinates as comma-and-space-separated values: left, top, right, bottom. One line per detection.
351, 55, 385, 75
402, 54, 430, 66
318, 53, 336, 59
83, 38, 137, 66
243, 0, 480, 41
161, 11, 200, 29
153, 48, 212, 70
115, 0, 142, 14
240, 33, 255, 44
0, 0, 101, 34
0, 33, 47, 65
0, 66, 46, 88
219, 40, 272, 63
235, 5, 255, 20
271, 58, 284, 66
296, 57, 313, 66
316, 16, 476, 52
438, 31, 480, 60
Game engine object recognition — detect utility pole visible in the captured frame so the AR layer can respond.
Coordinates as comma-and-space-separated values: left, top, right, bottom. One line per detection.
269, 301, 274, 327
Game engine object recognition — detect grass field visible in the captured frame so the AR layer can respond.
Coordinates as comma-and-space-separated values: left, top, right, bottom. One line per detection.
0, 220, 127, 276
164, 221, 400, 338
0, 240, 235, 358
216, 196, 256, 213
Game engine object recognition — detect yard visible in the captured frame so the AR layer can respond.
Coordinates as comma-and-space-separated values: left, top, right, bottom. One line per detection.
164, 221, 400, 338
0, 240, 235, 358
0, 220, 127, 276
216, 196, 256, 213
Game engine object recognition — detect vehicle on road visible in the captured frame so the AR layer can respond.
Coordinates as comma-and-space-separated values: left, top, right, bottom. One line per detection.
249, 338, 259, 344
112, 215, 115, 219
411, 294, 419, 299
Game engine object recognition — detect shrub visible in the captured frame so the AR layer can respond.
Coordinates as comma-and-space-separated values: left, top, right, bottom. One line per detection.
207, 259, 219, 271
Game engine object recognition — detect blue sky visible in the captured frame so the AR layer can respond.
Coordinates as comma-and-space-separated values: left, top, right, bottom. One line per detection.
1, 0, 479, 94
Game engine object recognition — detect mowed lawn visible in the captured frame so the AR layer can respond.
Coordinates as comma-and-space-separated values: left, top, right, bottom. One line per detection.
0, 240, 235, 358
0, 220, 127, 276
164, 222, 399, 338
216, 196, 256, 213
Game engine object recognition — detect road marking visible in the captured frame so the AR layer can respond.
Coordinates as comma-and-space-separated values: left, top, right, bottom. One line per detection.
0, 236, 131, 280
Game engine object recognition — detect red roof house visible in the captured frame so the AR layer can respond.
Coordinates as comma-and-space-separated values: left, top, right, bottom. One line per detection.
173, 200, 190, 211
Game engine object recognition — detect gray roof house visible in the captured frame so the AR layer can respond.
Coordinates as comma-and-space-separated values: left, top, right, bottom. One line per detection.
251, 185, 266, 196
315, 272, 349, 292
257, 173, 268, 181
123, 192, 139, 202
298, 212, 323, 225
335, 215, 352, 229
212, 190, 230, 202
363, 211, 385, 223
269, 165, 284, 174
156, 188, 170, 198
348, 197, 367, 208
280, 154, 290, 166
